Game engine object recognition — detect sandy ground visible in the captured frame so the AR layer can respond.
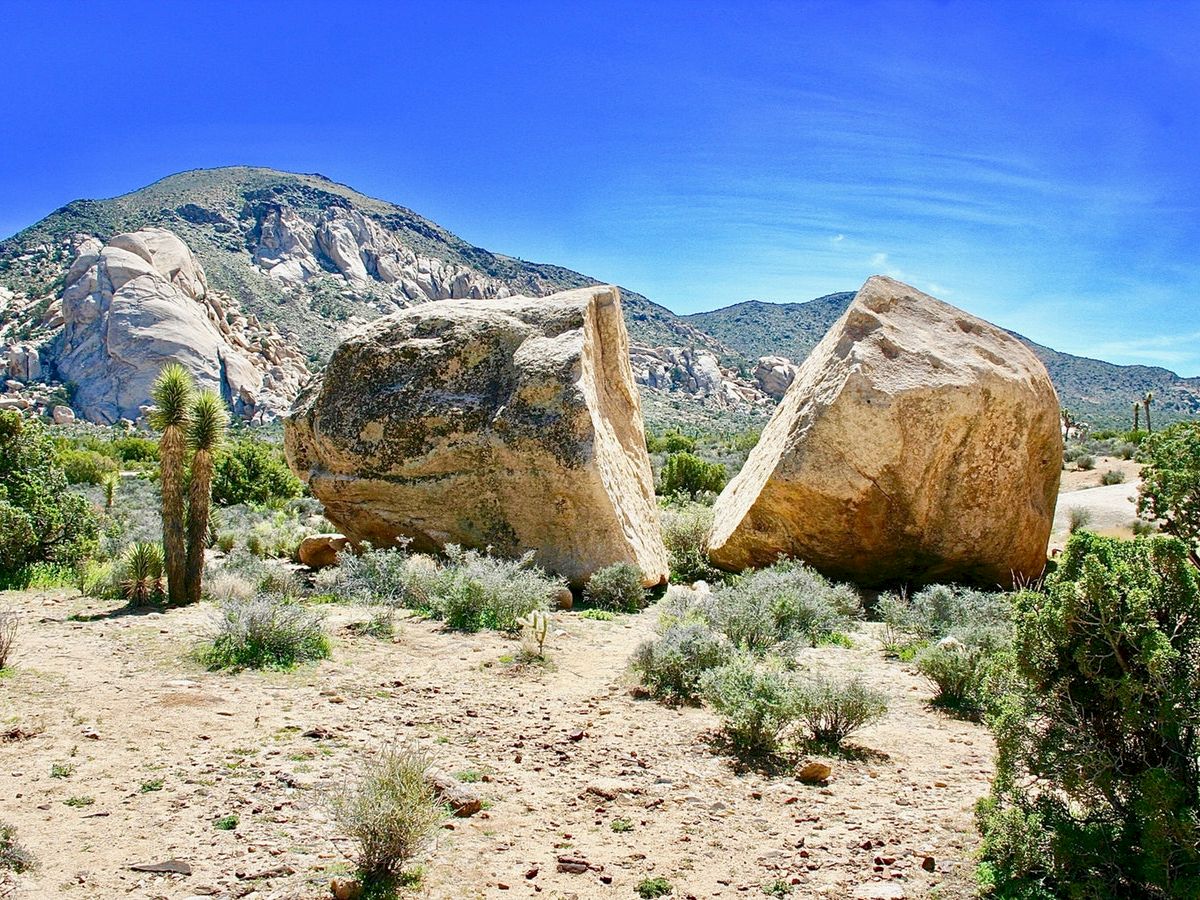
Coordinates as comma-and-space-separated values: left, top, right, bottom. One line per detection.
1058, 456, 1140, 492
1050, 458, 1144, 551
0, 588, 991, 900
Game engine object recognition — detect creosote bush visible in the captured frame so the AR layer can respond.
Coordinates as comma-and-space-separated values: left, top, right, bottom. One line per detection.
202, 593, 330, 671
793, 677, 888, 747
977, 532, 1200, 898
701, 654, 800, 754
659, 502, 723, 584
658, 451, 727, 500
212, 436, 305, 507
1137, 420, 1200, 561
630, 618, 732, 703
329, 745, 443, 887
584, 562, 646, 612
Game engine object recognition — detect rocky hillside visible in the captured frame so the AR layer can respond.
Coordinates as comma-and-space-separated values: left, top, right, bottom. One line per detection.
1, 166, 1195, 431
689, 296, 1200, 428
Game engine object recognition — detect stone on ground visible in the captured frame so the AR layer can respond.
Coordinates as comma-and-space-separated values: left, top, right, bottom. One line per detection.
708, 275, 1062, 588
285, 285, 668, 587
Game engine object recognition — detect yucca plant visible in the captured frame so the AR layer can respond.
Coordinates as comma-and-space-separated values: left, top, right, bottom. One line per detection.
150, 363, 195, 605
102, 472, 119, 510
119, 542, 165, 606
185, 391, 228, 604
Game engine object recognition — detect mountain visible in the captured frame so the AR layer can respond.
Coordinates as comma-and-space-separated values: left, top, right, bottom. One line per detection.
688, 295, 1200, 429
0, 166, 1195, 431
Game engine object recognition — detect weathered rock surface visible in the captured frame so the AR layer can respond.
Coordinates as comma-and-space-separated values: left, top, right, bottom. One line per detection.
708, 276, 1062, 587
629, 343, 766, 409
297, 533, 350, 569
754, 355, 797, 399
52, 228, 309, 424
285, 286, 669, 586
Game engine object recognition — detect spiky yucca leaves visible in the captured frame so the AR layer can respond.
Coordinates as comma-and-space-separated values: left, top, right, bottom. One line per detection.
151, 363, 195, 605
186, 391, 228, 604
119, 542, 165, 606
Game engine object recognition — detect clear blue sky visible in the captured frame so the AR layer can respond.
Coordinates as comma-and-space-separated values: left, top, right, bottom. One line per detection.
3, 1, 1198, 373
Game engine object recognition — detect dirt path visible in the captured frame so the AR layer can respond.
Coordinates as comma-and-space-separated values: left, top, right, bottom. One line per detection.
1, 588, 992, 899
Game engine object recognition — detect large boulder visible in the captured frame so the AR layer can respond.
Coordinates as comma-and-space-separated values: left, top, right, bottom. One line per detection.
53, 228, 308, 424
708, 276, 1062, 588
285, 285, 669, 586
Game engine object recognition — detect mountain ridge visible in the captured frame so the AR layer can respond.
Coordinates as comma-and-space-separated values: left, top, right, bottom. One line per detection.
1, 166, 1195, 429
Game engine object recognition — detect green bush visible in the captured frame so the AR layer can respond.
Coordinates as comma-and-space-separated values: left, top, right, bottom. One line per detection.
658, 452, 727, 500
584, 563, 646, 612
977, 532, 1200, 897
329, 745, 443, 886
202, 593, 330, 670
60, 448, 118, 485
1137, 421, 1200, 560
630, 619, 731, 702
793, 677, 888, 747
1075, 454, 1096, 471
647, 429, 696, 454
915, 626, 1007, 710
111, 435, 158, 464
0, 411, 98, 580
708, 559, 861, 652
878, 583, 1009, 643
212, 437, 305, 507
429, 546, 560, 633
660, 502, 722, 584
0, 821, 35, 874
700, 654, 801, 754
1100, 468, 1125, 485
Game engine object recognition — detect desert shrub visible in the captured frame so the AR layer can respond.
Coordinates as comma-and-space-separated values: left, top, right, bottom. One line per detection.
428, 546, 560, 632
977, 532, 1200, 897
1131, 518, 1159, 536
1100, 468, 1126, 485
793, 677, 888, 747
659, 502, 723, 584
630, 620, 731, 702
111, 434, 158, 464
203, 570, 255, 604
1062, 445, 1084, 464
636, 877, 673, 899
115, 541, 165, 606
327, 544, 431, 610
647, 429, 696, 454
584, 563, 646, 612
202, 593, 330, 670
1137, 421, 1200, 561
916, 625, 1008, 710
701, 654, 801, 754
1067, 506, 1092, 534
329, 745, 443, 885
658, 452, 727, 500
0, 411, 99, 580
879, 583, 1009, 642
0, 821, 35, 873
1075, 454, 1095, 471
0, 609, 16, 670
1117, 441, 1138, 460
707, 559, 861, 652
213, 437, 305, 506
60, 448, 118, 485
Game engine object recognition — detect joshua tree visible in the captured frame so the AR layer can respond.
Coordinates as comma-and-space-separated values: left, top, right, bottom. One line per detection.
185, 391, 228, 604
150, 364, 195, 605
1144, 391, 1154, 434
1133, 401, 1140, 432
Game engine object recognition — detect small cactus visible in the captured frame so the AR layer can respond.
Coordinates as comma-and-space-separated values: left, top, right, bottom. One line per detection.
517, 609, 549, 659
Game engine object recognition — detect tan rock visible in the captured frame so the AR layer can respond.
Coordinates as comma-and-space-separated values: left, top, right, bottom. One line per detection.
285, 286, 668, 587
708, 276, 1062, 588
297, 533, 350, 569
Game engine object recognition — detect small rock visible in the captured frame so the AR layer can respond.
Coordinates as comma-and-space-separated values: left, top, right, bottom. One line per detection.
426, 769, 483, 817
921, 856, 936, 872
556, 588, 574, 610
556, 855, 590, 875
852, 883, 906, 899
797, 762, 832, 784
130, 859, 192, 875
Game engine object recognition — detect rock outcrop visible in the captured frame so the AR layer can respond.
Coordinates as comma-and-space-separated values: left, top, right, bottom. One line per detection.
285, 285, 669, 586
52, 228, 309, 424
754, 355, 797, 399
254, 204, 516, 303
708, 276, 1062, 588
629, 344, 766, 409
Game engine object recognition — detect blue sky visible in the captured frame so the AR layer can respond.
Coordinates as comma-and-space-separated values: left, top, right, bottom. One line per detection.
3, 1, 1198, 373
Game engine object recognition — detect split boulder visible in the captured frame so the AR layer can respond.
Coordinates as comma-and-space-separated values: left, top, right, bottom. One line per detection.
708, 276, 1062, 588
284, 286, 668, 587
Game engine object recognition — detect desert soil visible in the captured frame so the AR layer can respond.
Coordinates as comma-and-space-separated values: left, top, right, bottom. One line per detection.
1050, 456, 1143, 550
1, 589, 992, 900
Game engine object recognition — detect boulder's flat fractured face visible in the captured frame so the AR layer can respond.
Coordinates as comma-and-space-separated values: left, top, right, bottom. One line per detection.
285, 286, 668, 586
708, 276, 1062, 588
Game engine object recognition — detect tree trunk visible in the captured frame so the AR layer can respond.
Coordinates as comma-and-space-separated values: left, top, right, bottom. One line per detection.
185, 449, 213, 605
160, 426, 187, 606
1133, 405, 1139, 431
1144, 401, 1151, 434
